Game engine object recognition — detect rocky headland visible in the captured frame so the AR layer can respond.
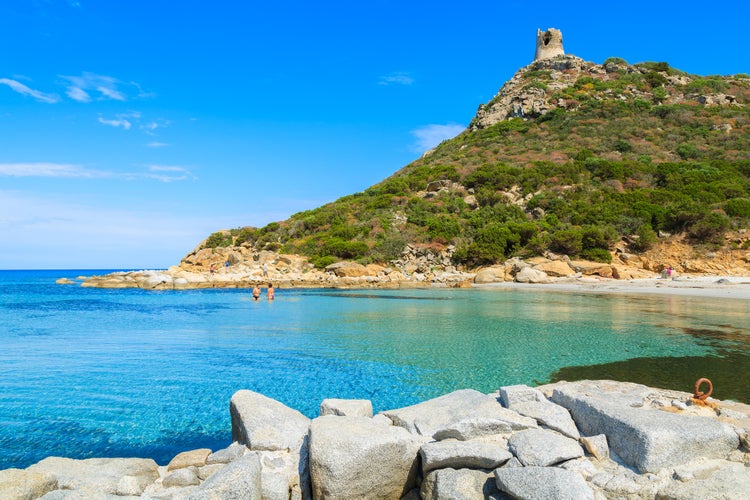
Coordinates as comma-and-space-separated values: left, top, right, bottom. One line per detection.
70, 230, 750, 291
2, 380, 749, 499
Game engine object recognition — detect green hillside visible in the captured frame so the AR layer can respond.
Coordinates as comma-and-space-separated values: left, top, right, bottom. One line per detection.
203, 55, 750, 270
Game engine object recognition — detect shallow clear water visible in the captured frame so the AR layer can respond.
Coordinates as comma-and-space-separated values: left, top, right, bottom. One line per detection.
1, 270, 748, 469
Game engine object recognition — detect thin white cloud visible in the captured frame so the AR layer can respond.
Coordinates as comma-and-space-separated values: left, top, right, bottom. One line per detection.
0, 162, 194, 183
0, 162, 110, 178
144, 165, 196, 182
98, 117, 132, 130
97, 111, 141, 130
146, 141, 169, 148
0, 78, 59, 103
378, 72, 414, 86
61, 72, 134, 102
410, 123, 465, 152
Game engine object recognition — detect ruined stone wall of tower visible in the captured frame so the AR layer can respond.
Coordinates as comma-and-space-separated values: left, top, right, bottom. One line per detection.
534, 28, 564, 61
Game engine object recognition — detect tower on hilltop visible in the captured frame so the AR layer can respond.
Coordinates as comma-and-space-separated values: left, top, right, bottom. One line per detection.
534, 28, 564, 61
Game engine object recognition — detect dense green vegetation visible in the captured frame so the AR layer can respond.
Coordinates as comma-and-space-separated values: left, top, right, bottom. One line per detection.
205, 60, 750, 269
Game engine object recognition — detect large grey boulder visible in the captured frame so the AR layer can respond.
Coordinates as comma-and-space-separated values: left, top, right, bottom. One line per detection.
26, 457, 158, 497
494, 466, 595, 500
0, 468, 58, 500
421, 468, 502, 500
188, 453, 262, 500
230, 391, 312, 497
510, 400, 580, 439
549, 380, 740, 472
308, 415, 422, 499
230, 390, 311, 451
383, 389, 535, 438
420, 441, 513, 474
507, 428, 583, 466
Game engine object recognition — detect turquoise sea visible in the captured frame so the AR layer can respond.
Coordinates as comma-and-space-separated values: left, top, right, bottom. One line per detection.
1, 269, 749, 470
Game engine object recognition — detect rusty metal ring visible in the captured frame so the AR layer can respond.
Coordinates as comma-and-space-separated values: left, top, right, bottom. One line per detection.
693, 378, 713, 401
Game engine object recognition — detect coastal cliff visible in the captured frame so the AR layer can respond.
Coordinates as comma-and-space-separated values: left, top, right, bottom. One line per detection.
3, 380, 749, 499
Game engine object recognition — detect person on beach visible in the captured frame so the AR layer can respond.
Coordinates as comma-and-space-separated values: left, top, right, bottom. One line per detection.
267, 283, 275, 301
262, 263, 268, 278
252, 284, 261, 301
224, 260, 229, 273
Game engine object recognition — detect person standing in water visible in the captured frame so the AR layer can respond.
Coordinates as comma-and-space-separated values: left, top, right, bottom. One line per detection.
252, 284, 261, 301
267, 283, 275, 301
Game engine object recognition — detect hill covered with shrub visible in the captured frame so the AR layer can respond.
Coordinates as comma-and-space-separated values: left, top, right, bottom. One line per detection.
199, 55, 750, 271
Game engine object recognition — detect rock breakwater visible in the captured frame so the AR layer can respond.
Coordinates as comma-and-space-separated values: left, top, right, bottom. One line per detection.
2, 380, 749, 499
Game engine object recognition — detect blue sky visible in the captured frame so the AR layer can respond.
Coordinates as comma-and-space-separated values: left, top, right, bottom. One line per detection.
2, 1, 748, 269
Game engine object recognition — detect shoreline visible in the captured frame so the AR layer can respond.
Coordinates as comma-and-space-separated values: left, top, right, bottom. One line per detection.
479, 275, 750, 300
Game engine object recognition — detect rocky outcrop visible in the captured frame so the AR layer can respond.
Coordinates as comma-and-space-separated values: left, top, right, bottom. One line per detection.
4, 381, 750, 499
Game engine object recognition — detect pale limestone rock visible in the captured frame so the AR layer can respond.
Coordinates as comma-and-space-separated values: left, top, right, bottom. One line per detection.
188, 453, 262, 500
197, 464, 223, 481
497, 384, 545, 407
507, 428, 583, 466
308, 415, 422, 500
550, 380, 740, 473
569, 260, 613, 278
167, 448, 211, 471
494, 466, 595, 500
0, 468, 57, 500
320, 398, 373, 417
580, 434, 609, 460
533, 259, 573, 277
514, 266, 549, 283
419, 440, 512, 474
421, 468, 501, 500
325, 261, 369, 277
206, 442, 247, 465
658, 460, 750, 499
383, 389, 536, 439
230, 390, 310, 452
473, 266, 506, 284
162, 467, 200, 487
433, 418, 515, 441
27, 457, 158, 496
510, 400, 580, 439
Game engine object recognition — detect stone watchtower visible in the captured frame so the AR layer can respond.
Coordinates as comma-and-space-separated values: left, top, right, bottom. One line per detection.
534, 28, 564, 61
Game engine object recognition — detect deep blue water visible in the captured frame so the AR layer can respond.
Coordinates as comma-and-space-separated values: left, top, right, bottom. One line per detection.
1, 269, 748, 469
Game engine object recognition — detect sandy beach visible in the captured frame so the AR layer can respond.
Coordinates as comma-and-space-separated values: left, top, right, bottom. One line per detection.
481, 275, 750, 300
